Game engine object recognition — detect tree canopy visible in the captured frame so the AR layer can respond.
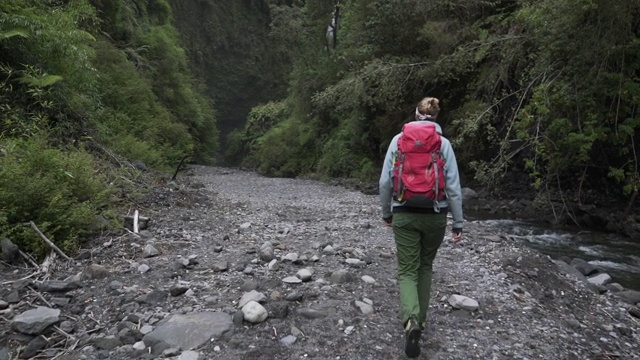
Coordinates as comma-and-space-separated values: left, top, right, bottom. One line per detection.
227, 0, 640, 212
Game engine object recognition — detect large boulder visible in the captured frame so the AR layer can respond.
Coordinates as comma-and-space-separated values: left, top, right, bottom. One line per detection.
143, 312, 232, 351
11, 307, 60, 335
586, 273, 612, 287
569, 258, 599, 276
0, 238, 20, 264
616, 290, 640, 305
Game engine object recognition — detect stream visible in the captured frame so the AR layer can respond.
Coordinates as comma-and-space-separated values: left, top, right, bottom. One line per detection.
469, 214, 640, 291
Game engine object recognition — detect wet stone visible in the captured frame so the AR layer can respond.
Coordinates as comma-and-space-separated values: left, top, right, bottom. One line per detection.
240, 279, 258, 292
37, 280, 81, 293
280, 335, 297, 346
94, 335, 122, 350
297, 308, 326, 319
6, 291, 20, 304
330, 269, 352, 284
21, 336, 48, 359
242, 301, 268, 323
143, 244, 160, 258
232, 311, 244, 326
212, 262, 228, 272
136, 290, 168, 305
283, 276, 302, 284
82, 264, 110, 280
285, 292, 304, 302
265, 301, 289, 319
143, 312, 232, 351
170, 285, 190, 297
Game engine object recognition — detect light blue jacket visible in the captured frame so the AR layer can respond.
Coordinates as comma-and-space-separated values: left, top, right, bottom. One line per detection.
379, 120, 464, 230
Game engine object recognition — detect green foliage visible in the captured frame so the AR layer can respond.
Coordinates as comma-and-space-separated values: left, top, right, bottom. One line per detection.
225, 100, 288, 165
0, 0, 220, 258
0, 136, 111, 257
246, 117, 318, 177
232, 0, 640, 207
316, 113, 378, 181
91, 39, 193, 167
227, 100, 318, 177
503, 0, 640, 199
133, 23, 218, 163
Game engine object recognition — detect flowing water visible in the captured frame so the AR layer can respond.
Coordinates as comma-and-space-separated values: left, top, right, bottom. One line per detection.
469, 213, 640, 291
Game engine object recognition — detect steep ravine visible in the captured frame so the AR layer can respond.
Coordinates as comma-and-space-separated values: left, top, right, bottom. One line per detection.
0, 166, 638, 360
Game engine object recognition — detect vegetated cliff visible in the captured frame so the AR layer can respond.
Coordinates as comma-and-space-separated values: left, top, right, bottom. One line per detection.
170, 0, 291, 144
0, 0, 219, 257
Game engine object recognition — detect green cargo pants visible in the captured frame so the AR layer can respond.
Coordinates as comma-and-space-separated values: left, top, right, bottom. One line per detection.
393, 211, 447, 327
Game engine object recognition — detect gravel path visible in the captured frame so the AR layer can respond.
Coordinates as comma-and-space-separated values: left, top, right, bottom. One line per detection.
1, 165, 638, 360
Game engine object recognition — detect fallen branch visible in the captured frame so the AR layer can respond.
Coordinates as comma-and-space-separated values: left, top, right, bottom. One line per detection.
171, 155, 189, 181
124, 227, 141, 238
28, 286, 53, 308
53, 325, 76, 341
123, 215, 150, 222
28, 221, 72, 262
18, 250, 40, 269
0, 272, 40, 286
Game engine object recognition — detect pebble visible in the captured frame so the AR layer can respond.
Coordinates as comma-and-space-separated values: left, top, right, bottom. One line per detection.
280, 335, 297, 346
283, 276, 303, 284
361, 275, 376, 284
296, 269, 313, 282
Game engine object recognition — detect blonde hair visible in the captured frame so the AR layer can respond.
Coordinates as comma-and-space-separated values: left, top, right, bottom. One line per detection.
415, 97, 440, 119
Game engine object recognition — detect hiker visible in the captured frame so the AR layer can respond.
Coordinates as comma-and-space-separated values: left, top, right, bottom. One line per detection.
379, 97, 464, 358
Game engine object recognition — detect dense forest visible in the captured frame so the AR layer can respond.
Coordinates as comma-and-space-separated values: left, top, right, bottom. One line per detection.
223, 0, 640, 206
1, 0, 639, 257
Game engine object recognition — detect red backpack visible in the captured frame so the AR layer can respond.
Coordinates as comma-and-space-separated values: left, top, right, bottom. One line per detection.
393, 122, 446, 208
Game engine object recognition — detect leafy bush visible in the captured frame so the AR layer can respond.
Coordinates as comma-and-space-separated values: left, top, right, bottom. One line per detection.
252, 121, 316, 177
225, 101, 288, 165
0, 136, 111, 257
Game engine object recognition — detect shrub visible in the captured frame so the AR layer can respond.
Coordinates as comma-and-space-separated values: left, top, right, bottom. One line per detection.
0, 136, 111, 257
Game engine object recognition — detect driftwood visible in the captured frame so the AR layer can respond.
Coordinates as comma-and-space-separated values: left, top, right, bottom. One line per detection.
124, 227, 141, 238
28, 285, 53, 308
133, 210, 139, 234
18, 250, 40, 269
40, 251, 57, 274
123, 215, 150, 222
28, 221, 72, 262
0, 272, 39, 286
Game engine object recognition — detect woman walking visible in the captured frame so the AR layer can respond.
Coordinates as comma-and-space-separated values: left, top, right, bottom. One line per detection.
379, 97, 464, 357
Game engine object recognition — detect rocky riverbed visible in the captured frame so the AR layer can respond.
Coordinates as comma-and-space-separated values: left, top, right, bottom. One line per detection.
1, 166, 639, 360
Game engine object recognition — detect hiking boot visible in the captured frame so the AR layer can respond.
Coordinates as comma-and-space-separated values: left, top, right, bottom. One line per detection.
404, 318, 421, 358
